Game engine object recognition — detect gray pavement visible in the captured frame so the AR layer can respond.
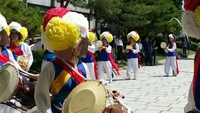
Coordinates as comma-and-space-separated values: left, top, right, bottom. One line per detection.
104, 54, 195, 113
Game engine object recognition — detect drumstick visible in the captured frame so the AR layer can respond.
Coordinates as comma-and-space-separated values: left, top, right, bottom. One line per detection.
112, 90, 125, 99
60, 58, 87, 80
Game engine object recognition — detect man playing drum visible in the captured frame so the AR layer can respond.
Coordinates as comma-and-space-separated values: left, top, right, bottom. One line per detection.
34, 7, 90, 113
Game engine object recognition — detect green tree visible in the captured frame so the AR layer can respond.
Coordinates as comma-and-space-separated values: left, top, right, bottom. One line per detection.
0, 0, 43, 42
70, 0, 182, 40
70, 0, 122, 37
116, 0, 182, 39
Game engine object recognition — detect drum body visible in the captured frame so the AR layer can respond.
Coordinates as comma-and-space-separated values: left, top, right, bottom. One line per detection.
103, 103, 132, 113
0, 63, 36, 110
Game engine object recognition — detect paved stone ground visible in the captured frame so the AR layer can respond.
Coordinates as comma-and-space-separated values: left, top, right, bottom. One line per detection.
103, 54, 195, 113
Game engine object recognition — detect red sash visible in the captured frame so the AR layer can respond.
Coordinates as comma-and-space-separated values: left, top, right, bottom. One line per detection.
87, 50, 98, 79
101, 45, 120, 76
108, 53, 120, 75
138, 54, 142, 67
53, 58, 84, 83
0, 52, 9, 64
10, 42, 23, 56
193, 50, 200, 94
176, 53, 179, 74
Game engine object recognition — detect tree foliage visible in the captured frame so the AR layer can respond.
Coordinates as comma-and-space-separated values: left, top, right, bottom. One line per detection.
0, 0, 43, 40
71, 0, 183, 40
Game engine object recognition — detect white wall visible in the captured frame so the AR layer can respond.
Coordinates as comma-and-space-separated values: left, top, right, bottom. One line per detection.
27, 0, 50, 6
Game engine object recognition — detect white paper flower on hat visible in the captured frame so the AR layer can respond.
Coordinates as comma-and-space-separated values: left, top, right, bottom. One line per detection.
9, 22, 28, 41
9, 22, 21, 32
42, 7, 89, 51
0, 14, 10, 35
100, 31, 113, 43
168, 34, 177, 41
127, 31, 140, 42
62, 12, 89, 38
0, 14, 7, 32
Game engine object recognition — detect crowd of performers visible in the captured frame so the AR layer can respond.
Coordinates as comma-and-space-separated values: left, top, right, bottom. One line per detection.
0, 0, 200, 112
0, 7, 180, 113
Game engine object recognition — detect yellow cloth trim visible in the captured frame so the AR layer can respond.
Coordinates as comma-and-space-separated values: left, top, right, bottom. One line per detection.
14, 41, 22, 47
0, 46, 2, 53
195, 6, 200, 26
130, 42, 136, 46
50, 70, 71, 94
42, 47, 47, 53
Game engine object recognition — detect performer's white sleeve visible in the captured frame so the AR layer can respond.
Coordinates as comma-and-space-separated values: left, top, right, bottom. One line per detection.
30, 41, 42, 51
35, 62, 55, 113
132, 43, 139, 54
167, 43, 176, 52
184, 82, 195, 112
105, 45, 112, 53
88, 44, 96, 53
21, 42, 34, 67
7, 49, 23, 70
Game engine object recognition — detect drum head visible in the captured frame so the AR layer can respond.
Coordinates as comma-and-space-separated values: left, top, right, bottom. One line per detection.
126, 45, 132, 49
95, 40, 103, 48
62, 80, 107, 113
160, 42, 167, 49
0, 63, 19, 103
17, 55, 30, 71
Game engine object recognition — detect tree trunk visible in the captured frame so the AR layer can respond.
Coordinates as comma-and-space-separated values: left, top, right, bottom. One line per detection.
94, 9, 100, 40
60, 0, 70, 8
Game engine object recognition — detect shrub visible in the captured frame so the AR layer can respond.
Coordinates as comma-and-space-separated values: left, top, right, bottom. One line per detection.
30, 50, 43, 73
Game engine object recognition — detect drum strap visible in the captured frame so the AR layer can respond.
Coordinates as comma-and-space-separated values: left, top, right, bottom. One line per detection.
0, 52, 9, 63
10, 42, 23, 56
53, 58, 84, 83
50, 59, 84, 94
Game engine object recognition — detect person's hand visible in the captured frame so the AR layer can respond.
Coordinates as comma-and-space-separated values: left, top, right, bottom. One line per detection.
102, 46, 106, 49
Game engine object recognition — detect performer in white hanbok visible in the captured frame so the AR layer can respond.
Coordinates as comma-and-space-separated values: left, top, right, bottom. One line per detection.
125, 31, 140, 80
98, 31, 120, 83
34, 7, 90, 113
164, 34, 179, 77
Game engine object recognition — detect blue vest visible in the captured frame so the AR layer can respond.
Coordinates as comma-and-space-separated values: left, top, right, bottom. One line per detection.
98, 47, 110, 61
127, 44, 138, 59
51, 62, 78, 113
42, 45, 57, 61
81, 51, 94, 63
167, 43, 176, 56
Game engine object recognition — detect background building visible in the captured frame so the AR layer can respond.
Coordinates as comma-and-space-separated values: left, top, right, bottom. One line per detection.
19, 0, 95, 29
